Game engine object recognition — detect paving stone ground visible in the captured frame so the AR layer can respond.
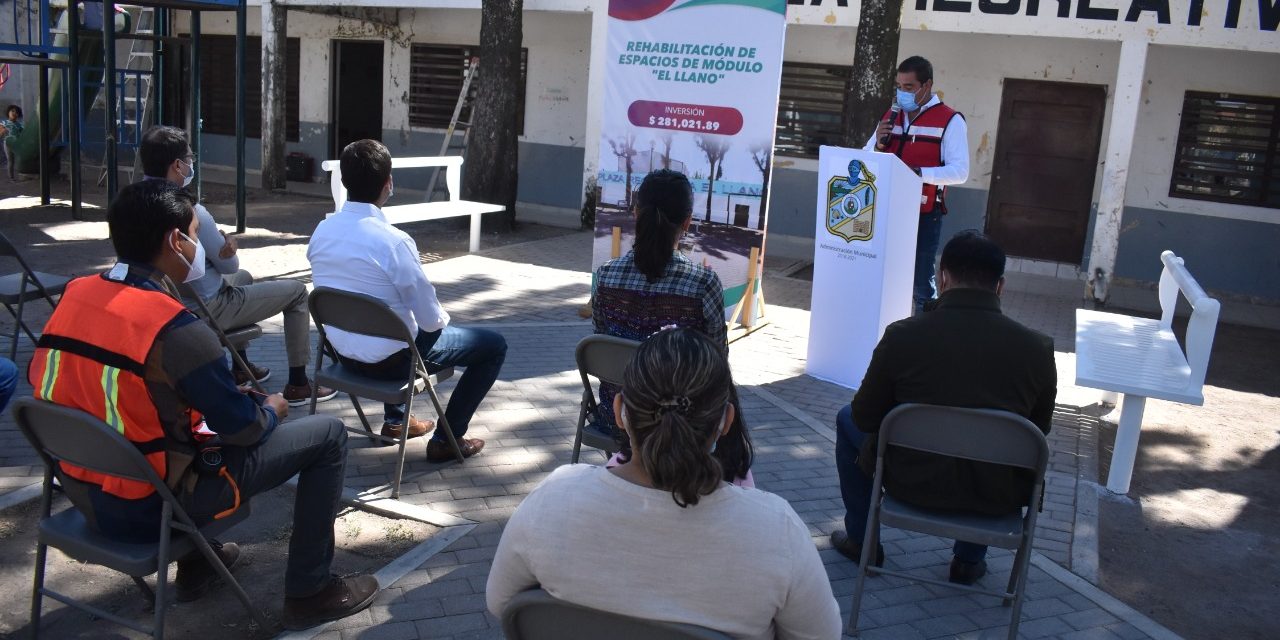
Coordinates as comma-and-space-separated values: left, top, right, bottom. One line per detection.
0, 196, 1178, 639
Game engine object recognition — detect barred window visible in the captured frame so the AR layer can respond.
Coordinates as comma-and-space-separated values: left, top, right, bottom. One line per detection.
408, 44, 527, 133
199, 35, 300, 141
1170, 92, 1280, 209
775, 62, 849, 159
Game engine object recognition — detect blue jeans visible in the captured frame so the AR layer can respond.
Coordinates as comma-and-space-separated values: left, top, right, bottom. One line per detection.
0, 357, 17, 414
836, 405, 987, 563
914, 208, 945, 314
339, 326, 507, 442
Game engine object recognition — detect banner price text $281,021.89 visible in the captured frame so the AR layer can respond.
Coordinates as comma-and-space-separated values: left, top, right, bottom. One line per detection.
648, 116, 722, 132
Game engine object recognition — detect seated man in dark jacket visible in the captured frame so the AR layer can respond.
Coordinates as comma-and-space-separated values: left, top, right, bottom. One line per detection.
830, 231, 1057, 585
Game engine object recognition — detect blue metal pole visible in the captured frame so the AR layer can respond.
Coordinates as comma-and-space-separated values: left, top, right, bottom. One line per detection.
191, 11, 201, 200
68, 0, 82, 219
235, 1, 246, 233
103, 0, 118, 200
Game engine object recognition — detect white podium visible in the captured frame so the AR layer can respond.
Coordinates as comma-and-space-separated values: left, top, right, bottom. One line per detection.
806, 146, 923, 389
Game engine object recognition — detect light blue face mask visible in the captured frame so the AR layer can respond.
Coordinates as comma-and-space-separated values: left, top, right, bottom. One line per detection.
896, 88, 921, 113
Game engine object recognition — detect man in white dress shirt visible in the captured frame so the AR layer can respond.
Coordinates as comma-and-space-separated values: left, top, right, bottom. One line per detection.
865, 56, 970, 314
307, 140, 506, 459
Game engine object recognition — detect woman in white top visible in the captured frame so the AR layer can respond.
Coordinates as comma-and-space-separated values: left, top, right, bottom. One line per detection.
486, 328, 841, 640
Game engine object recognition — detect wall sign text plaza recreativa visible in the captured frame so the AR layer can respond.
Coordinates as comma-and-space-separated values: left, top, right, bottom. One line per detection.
788, 0, 1279, 30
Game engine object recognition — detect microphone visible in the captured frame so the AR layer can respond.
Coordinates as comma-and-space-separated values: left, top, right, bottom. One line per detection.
879, 103, 901, 147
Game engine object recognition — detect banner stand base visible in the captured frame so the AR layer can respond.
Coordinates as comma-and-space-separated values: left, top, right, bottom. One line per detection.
727, 318, 769, 344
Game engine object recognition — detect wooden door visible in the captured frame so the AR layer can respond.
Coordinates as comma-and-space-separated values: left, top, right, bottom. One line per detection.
985, 80, 1106, 264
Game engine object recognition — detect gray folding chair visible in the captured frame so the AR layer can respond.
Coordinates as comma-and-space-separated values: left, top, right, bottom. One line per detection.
177, 281, 266, 396
307, 286, 463, 499
502, 588, 730, 640
11, 397, 269, 639
847, 404, 1050, 640
0, 231, 71, 360
571, 335, 639, 464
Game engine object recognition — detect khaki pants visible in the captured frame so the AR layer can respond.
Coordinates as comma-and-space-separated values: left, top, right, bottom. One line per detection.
203, 270, 311, 368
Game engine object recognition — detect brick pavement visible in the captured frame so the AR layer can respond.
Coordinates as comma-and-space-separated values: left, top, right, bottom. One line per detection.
0, 217, 1177, 639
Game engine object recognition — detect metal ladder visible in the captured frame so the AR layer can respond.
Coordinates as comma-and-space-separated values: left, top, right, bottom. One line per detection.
93, 5, 156, 186
425, 56, 479, 203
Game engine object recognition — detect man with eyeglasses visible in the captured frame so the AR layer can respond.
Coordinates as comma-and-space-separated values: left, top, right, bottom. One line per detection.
138, 126, 336, 406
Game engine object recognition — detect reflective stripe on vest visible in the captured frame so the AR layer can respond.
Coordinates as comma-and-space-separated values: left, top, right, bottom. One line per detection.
28, 274, 191, 500
882, 103, 962, 213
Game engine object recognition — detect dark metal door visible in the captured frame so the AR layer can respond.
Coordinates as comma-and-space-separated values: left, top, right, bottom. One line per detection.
985, 79, 1106, 264
331, 40, 384, 159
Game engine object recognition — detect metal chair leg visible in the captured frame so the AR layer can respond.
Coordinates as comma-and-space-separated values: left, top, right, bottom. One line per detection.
847, 500, 880, 636
186, 526, 270, 631
29, 540, 47, 640
309, 342, 324, 416
154, 505, 172, 640
350, 395, 374, 434
571, 400, 589, 464
391, 394, 414, 499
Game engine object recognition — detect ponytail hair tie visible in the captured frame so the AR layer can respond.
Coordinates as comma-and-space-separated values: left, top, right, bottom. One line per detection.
656, 395, 692, 416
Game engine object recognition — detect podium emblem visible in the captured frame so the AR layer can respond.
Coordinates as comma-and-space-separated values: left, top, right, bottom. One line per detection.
826, 159, 877, 242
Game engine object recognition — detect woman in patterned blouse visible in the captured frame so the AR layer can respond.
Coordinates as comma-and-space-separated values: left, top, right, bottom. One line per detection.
591, 169, 752, 485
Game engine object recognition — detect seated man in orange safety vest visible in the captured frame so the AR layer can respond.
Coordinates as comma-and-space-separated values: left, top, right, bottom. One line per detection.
28, 180, 375, 631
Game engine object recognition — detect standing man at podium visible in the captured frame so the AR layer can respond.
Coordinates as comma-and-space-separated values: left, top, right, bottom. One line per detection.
865, 56, 969, 314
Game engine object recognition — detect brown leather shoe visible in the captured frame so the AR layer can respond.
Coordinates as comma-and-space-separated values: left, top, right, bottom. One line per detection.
426, 437, 485, 462
283, 382, 338, 406
233, 363, 270, 386
379, 415, 435, 443
830, 530, 885, 567
282, 574, 379, 631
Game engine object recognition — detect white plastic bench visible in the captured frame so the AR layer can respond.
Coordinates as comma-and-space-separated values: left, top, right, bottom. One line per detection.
1075, 250, 1220, 495
320, 155, 505, 252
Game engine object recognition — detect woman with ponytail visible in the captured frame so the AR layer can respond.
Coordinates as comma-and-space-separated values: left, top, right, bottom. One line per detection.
591, 170, 749, 475
487, 329, 840, 639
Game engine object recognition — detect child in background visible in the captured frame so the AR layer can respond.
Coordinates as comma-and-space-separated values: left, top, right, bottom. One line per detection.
1, 105, 24, 180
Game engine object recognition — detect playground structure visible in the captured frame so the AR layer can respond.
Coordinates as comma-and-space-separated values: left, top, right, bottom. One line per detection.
1, 0, 249, 229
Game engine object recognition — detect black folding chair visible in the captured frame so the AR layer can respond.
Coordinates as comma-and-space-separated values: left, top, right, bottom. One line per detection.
571, 335, 638, 463
503, 589, 730, 640
847, 404, 1050, 640
0, 231, 71, 360
11, 397, 268, 639
307, 286, 463, 499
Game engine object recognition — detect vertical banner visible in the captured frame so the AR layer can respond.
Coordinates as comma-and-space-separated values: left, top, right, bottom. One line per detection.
806, 147, 922, 389
591, 0, 787, 320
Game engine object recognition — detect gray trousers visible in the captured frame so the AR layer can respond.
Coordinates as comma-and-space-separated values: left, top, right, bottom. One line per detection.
188, 414, 348, 597
203, 270, 311, 368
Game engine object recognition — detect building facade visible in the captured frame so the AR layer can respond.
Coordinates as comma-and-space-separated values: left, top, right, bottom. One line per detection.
70, 1, 1280, 299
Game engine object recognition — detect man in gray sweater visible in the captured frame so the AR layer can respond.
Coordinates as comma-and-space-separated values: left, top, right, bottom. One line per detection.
139, 126, 335, 406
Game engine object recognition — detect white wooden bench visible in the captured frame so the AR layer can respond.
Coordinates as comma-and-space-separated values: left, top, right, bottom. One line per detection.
320, 155, 505, 252
1075, 250, 1220, 495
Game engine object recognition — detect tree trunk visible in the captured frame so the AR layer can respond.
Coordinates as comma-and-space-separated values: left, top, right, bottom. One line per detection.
260, 0, 288, 191
464, 0, 524, 232
704, 158, 716, 222
842, 0, 903, 147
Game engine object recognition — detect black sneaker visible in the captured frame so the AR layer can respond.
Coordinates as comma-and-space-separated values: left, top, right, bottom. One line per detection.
282, 574, 379, 630
830, 530, 885, 567
175, 540, 241, 602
